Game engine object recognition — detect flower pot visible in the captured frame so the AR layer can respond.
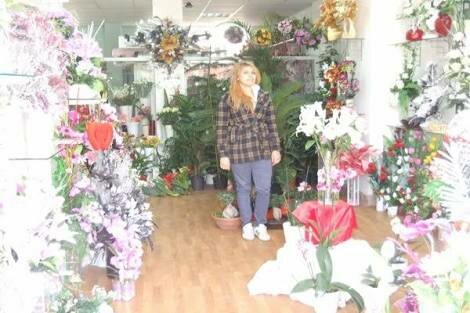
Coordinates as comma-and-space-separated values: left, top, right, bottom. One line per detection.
118, 105, 133, 120
387, 205, 398, 217
376, 196, 386, 212
127, 121, 140, 137
213, 174, 228, 190
164, 125, 174, 138
312, 292, 339, 313
327, 26, 343, 41
342, 18, 356, 39
191, 175, 205, 191
205, 174, 215, 185
212, 214, 241, 230
282, 221, 304, 245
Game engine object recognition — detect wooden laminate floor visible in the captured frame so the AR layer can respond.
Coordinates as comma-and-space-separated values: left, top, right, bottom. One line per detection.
83, 190, 398, 313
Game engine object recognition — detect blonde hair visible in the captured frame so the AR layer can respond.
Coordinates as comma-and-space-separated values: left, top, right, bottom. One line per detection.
229, 62, 261, 112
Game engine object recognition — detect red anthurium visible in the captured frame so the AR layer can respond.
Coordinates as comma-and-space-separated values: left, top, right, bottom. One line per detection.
366, 162, 377, 174
394, 139, 405, 149
435, 13, 452, 37
86, 122, 114, 151
406, 28, 424, 41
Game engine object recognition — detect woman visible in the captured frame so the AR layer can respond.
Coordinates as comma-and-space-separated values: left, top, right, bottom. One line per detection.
216, 62, 281, 241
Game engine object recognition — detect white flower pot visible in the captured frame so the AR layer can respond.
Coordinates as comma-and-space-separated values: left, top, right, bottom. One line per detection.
164, 125, 174, 138
118, 105, 133, 120
387, 206, 398, 217
312, 292, 339, 313
127, 121, 140, 137
282, 221, 304, 245
205, 174, 215, 185
376, 197, 386, 212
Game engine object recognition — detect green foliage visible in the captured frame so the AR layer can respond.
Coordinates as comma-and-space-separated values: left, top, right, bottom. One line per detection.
50, 286, 111, 313
132, 149, 155, 176
51, 156, 71, 204
152, 176, 179, 197
217, 191, 236, 205
291, 244, 365, 313
240, 46, 284, 89
172, 168, 191, 195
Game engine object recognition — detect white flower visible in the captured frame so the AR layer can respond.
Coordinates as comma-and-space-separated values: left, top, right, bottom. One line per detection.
451, 63, 462, 72
380, 240, 396, 260
447, 49, 462, 59
386, 187, 391, 193
97, 303, 113, 313
403, 7, 413, 16
392, 192, 397, 198
462, 57, 470, 66
399, 198, 405, 204
453, 32, 465, 42
396, 80, 404, 89
403, 156, 410, 162
384, 195, 391, 201
401, 73, 409, 80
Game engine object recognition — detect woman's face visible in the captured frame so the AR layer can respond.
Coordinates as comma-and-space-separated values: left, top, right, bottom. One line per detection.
238, 66, 257, 87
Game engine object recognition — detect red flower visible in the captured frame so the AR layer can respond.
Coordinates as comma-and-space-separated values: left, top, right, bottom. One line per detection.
86, 122, 113, 151
163, 172, 177, 187
366, 162, 377, 174
394, 139, 405, 149
379, 167, 388, 182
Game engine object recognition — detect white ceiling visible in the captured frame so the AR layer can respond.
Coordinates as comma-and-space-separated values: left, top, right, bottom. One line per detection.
64, 0, 314, 26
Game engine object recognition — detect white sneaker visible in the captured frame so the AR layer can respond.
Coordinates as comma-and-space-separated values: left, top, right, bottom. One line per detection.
254, 224, 270, 241
242, 223, 255, 240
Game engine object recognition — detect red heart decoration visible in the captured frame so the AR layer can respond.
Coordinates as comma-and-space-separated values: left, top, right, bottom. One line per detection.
406, 28, 424, 41
86, 122, 114, 151
435, 13, 452, 37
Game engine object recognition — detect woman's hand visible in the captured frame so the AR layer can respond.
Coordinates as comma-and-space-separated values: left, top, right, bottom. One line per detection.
271, 150, 281, 166
220, 157, 231, 170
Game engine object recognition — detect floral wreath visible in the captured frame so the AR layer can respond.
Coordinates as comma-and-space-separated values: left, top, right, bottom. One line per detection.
134, 17, 190, 73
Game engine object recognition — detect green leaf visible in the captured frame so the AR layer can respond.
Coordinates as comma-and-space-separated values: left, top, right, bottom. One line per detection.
316, 245, 333, 286
92, 79, 105, 93
305, 140, 316, 150
292, 279, 316, 293
330, 282, 365, 312
261, 72, 273, 93
398, 91, 409, 115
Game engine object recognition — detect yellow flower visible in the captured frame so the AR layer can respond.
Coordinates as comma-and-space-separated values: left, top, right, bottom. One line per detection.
255, 28, 272, 45
449, 278, 461, 292
158, 50, 175, 64
161, 35, 180, 51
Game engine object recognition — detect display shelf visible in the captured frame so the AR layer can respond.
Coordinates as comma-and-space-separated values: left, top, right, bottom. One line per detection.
102, 56, 150, 63
0, 72, 35, 84
274, 55, 317, 61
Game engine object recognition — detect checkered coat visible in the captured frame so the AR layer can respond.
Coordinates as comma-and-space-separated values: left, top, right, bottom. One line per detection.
216, 89, 281, 164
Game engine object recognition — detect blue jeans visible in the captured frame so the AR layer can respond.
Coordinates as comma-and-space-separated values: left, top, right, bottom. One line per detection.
231, 159, 272, 226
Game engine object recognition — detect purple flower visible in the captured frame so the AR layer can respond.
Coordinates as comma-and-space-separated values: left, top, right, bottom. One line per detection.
396, 292, 420, 313
277, 19, 293, 34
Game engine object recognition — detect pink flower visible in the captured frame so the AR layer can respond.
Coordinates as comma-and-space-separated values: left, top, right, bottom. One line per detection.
68, 110, 80, 126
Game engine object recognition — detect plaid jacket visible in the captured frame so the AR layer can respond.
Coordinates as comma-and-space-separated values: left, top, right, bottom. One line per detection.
216, 89, 281, 164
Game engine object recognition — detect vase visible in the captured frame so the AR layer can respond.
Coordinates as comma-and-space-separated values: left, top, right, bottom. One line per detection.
282, 221, 305, 245
205, 173, 215, 185
164, 124, 174, 138
318, 150, 339, 205
118, 105, 133, 120
127, 121, 140, 137
341, 18, 356, 39
327, 26, 343, 41
346, 176, 360, 206
387, 205, 398, 217
312, 292, 339, 313
376, 196, 386, 212
112, 279, 136, 301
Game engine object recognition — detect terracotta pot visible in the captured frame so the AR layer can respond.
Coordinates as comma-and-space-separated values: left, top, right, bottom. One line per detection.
212, 214, 241, 230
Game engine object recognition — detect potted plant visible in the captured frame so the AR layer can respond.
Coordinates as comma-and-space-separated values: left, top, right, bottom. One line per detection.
212, 191, 241, 230
111, 84, 139, 119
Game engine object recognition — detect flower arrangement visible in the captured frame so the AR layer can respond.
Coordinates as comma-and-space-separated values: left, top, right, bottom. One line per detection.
140, 136, 160, 148
152, 167, 191, 197
391, 45, 421, 116
276, 17, 323, 49
50, 286, 113, 313
296, 102, 366, 202
157, 106, 180, 125
370, 129, 441, 218
254, 28, 272, 45
111, 84, 139, 107
317, 0, 358, 29
317, 53, 360, 110
444, 32, 470, 111
134, 17, 190, 73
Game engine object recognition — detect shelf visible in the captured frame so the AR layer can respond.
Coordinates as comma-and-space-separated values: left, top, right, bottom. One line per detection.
391, 35, 452, 46
274, 55, 317, 61
0, 73, 35, 84
102, 56, 150, 63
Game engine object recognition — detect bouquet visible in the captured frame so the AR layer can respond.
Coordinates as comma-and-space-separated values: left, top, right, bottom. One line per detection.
157, 107, 180, 125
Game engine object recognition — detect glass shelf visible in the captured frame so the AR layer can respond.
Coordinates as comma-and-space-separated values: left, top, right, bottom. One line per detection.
0, 73, 35, 85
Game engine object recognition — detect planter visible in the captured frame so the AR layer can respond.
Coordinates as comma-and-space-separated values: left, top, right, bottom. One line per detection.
164, 124, 174, 138
112, 279, 136, 301
312, 291, 339, 313
191, 175, 205, 191
387, 205, 398, 217
212, 214, 241, 230
127, 121, 140, 137
118, 105, 133, 120
376, 196, 386, 212
205, 173, 215, 185
213, 174, 228, 190
105, 248, 118, 279
282, 221, 305, 245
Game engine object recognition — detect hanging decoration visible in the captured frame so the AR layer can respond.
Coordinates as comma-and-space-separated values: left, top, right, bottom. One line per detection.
316, 0, 358, 41
133, 17, 191, 73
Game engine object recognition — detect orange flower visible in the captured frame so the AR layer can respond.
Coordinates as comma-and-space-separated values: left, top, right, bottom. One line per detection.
161, 35, 180, 51
325, 67, 341, 83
